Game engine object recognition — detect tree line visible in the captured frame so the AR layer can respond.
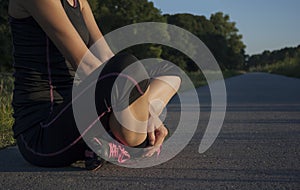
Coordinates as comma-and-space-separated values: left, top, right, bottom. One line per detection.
0, 0, 246, 72
90, 0, 246, 71
247, 45, 300, 68
247, 45, 300, 78
1, 0, 298, 74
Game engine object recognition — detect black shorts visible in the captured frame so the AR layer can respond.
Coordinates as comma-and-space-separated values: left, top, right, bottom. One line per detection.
16, 53, 181, 167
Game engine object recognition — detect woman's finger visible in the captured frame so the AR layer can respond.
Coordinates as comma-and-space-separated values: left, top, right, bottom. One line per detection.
147, 115, 156, 145
144, 125, 168, 157
147, 131, 155, 146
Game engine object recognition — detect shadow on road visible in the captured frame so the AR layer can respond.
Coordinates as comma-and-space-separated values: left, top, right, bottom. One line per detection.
0, 146, 84, 172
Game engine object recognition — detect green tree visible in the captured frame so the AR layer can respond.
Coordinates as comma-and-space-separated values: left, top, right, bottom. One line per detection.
209, 12, 246, 70
164, 14, 210, 71
165, 12, 246, 71
93, 0, 167, 59
94, 0, 165, 33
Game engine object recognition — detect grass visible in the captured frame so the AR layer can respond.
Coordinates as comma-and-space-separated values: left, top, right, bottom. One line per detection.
0, 73, 15, 149
0, 69, 244, 149
249, 59, 300, 78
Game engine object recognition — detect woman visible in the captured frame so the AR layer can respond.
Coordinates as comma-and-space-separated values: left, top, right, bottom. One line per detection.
8, 0, 181, 170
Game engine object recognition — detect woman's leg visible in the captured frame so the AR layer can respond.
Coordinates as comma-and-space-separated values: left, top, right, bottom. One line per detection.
108, 75, 181, 147
109, 87, 150, 147
16, 98, 91, 167
148, 76, 181, 114
96, 55, 181, 152
90, 52, 150, 147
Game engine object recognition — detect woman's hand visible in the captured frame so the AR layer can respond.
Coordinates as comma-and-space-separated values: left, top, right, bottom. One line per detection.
144, 124, 169, 157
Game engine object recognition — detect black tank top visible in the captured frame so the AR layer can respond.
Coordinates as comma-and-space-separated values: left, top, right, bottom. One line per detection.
9, 0, 90, 137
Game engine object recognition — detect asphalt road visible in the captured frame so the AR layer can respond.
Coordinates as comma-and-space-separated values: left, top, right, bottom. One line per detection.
0, 72, 299, 190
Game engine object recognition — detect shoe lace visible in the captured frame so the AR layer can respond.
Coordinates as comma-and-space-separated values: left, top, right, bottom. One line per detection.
108, 143, 131, 163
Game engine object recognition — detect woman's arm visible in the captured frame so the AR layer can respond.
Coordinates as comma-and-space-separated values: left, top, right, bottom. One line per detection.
23, 0, 102, 76
81, 0, 115, 63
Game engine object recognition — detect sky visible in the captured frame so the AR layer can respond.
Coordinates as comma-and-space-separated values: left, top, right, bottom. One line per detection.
149, 0, 300, 55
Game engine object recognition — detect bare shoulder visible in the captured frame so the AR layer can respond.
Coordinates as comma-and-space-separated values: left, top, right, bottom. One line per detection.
8, 0, 30, 18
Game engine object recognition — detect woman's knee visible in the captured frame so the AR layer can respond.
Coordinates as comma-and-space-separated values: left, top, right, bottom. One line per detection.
104, 52, 139, 73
